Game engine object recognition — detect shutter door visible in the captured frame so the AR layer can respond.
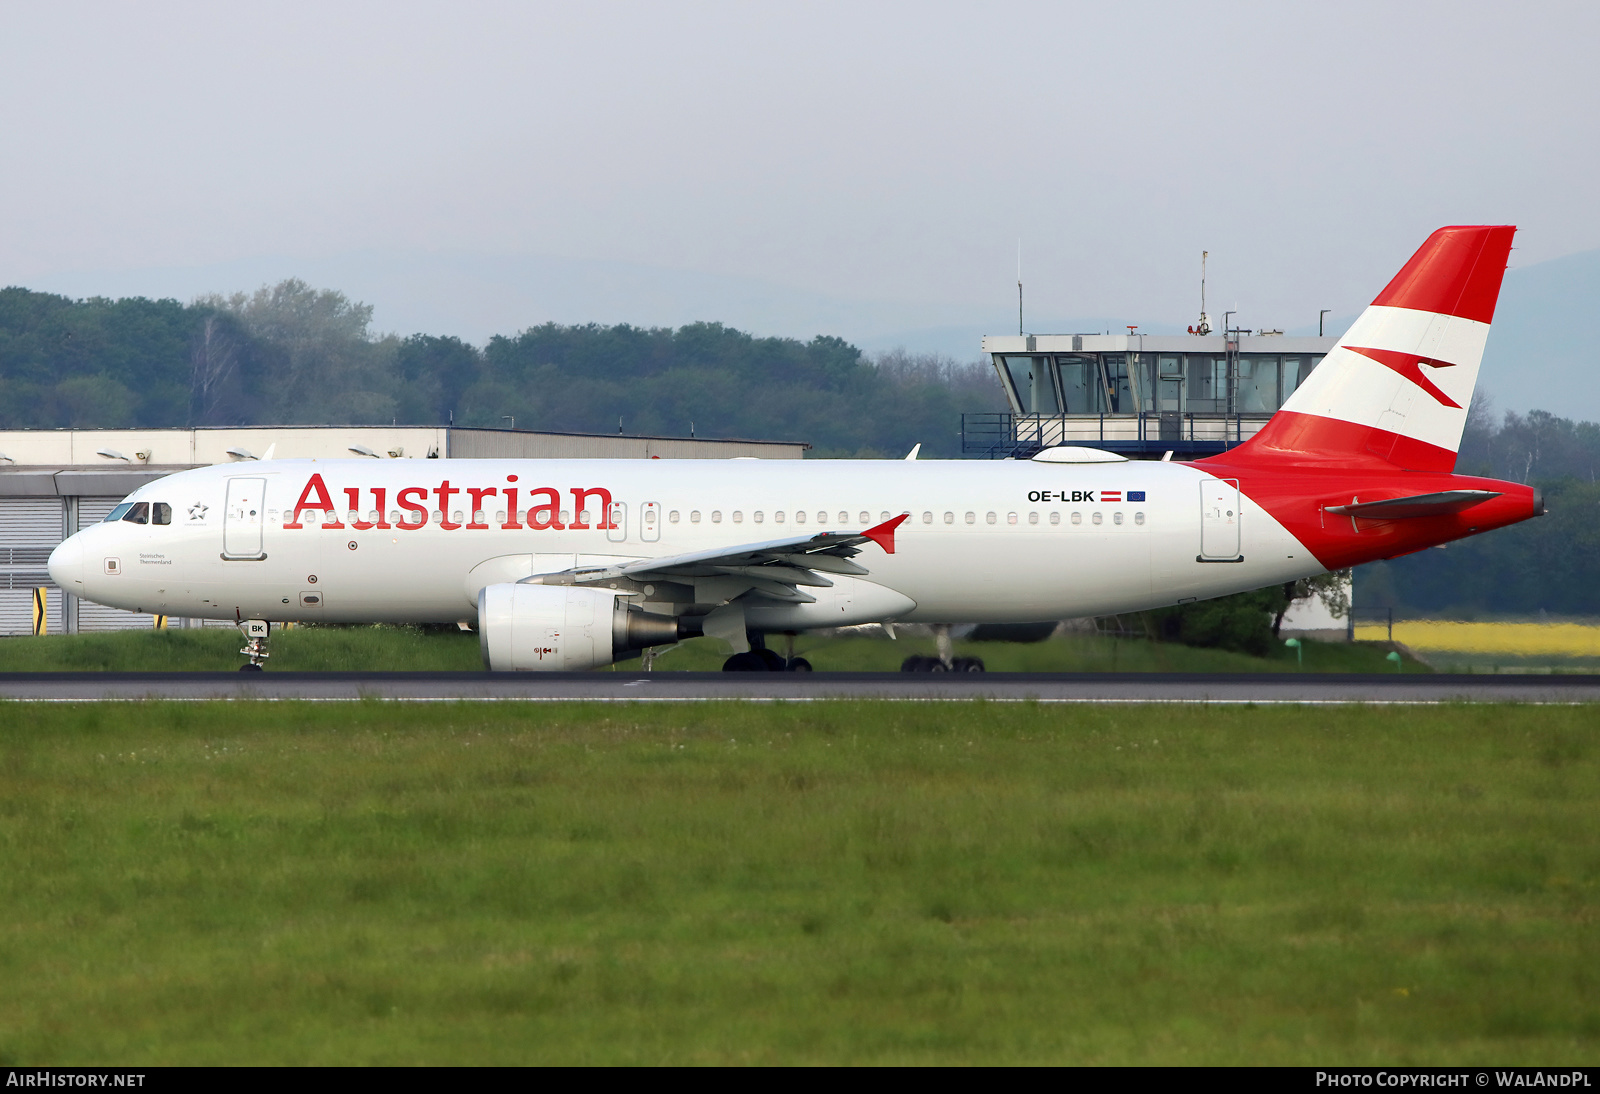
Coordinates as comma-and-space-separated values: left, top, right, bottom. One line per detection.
0, 499, 64, 636
75, 497, 155, 632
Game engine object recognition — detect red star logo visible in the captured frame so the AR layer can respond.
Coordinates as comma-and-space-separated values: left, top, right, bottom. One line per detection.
1345, 346, 1461, 408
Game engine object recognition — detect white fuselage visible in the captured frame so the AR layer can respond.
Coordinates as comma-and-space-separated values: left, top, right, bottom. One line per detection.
50, 457, 1322, 627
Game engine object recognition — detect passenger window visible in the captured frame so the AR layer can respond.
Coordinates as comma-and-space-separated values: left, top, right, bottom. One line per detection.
1134, 512, 1146, 525
944, 512, 954, 524
690, 510, 700, 523
754, 511, 765, 523
880, 511, 890, 522
1049, 512, 1060, 525
986, 512, 997, 524
838, 512, 848, 523
1028, 512, 1039, 525
964, 512, 975, 524
1092, 512, 1103, 525
104, 502, 134, 522
793, 511, 804, 523
153, 502, 172, 526
1071, 512, 1082, 525
817, 512, 827, 524
122, 502, 150, 525
711, 511, 721, 523
858, 511, 869, 524
1007, 512, 1018, 525
732, 511, 743, 523
773, 511, 783, 523
922, 512, 933, 524
1114, 512, 1124, 525
670, 510, 681, 523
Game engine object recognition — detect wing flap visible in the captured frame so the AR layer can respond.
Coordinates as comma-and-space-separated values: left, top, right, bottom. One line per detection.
520, 514, 909, 598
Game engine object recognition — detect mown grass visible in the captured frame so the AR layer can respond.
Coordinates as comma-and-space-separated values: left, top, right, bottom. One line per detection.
0, 701, 1594, 1064
0, 626, 486, 673
0, 626, 1427, 674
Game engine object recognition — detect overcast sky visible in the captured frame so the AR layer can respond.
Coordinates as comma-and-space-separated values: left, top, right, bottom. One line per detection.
3, 1, 1597, 345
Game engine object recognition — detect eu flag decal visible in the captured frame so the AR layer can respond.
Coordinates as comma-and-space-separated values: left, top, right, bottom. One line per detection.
1127, 491, 1146, 502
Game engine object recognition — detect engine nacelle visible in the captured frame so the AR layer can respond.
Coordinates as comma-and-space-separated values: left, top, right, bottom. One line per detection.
478, 582, 683, 671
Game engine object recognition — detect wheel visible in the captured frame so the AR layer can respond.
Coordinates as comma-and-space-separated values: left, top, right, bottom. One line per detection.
239, 663, 265, 672
900, 655, 931, 672
786, 657, 813, 672
722, 652, 771, 672
755, 648, 787, 671
952, 657, 986, 673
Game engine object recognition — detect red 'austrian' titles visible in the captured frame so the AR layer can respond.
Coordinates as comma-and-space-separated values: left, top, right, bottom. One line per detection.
282, 473, 617, 531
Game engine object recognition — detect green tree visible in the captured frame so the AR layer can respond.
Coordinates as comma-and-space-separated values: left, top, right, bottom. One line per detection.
199, 280, 398, 424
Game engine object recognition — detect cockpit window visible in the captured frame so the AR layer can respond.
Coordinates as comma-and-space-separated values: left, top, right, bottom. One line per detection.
121, 502, 150, 525
152, 502, 172, 526
104, 502, 134, 522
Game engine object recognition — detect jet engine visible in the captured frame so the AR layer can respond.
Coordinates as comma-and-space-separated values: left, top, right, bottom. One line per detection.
478, 582, 687, 671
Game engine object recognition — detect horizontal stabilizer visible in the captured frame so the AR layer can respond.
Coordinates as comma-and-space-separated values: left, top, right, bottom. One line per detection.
1324, 489, 1500, 519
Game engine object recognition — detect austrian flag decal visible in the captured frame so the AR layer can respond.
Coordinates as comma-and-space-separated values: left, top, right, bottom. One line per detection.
1099, 491, 1122, 502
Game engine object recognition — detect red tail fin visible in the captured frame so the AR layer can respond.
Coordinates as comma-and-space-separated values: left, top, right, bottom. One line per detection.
1214, 225, 1514, 471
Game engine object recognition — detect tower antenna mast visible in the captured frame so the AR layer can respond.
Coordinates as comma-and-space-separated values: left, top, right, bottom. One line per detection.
1193, 250, 1213, 336
1017, 240, 1023, 336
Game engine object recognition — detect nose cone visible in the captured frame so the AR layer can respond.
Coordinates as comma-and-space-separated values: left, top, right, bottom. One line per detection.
48, 534, 84, 589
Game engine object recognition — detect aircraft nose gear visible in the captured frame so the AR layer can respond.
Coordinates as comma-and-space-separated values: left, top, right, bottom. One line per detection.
238, 619, 271, 671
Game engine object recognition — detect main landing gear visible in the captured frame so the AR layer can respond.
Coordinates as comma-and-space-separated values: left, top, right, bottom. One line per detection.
721, 634, 813, 672
900, 623, 985, 673
238, 619, 270, 671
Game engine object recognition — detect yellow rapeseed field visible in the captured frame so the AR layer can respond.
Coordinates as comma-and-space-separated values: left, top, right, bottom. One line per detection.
1354, 620, 1600, 655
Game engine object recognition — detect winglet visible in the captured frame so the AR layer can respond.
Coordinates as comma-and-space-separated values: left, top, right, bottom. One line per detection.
862, 513, 909, 554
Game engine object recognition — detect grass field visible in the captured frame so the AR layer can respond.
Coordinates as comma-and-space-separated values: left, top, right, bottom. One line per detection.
0, 701, 1594, 1064
0, 626, 1428, 674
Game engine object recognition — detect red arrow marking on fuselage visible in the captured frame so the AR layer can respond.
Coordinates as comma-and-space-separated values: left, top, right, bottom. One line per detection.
1345, 346, 1461, 409
862, 513, 909, 554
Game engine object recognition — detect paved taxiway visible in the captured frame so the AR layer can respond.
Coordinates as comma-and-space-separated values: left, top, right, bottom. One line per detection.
0, 671, 1597, 702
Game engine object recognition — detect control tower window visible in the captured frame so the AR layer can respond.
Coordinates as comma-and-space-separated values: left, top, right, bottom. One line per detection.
1284, 355, 1322, 393
1000, 355, 1060, 415
1237, 356, 1280, 413
1098, 355, 1133, 414
1056, 356, 1095, 414
1157, 356, 1183, 412
1186, 355, 1225, 413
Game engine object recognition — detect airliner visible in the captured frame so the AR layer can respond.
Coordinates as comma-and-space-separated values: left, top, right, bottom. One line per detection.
48, 225, 1541, 672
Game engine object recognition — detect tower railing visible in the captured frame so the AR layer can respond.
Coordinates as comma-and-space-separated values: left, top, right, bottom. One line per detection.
960, 411, 1267, 458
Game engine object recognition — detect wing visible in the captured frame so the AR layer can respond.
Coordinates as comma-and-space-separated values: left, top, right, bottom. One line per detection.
526, 514, 910, 604
1324, 489, 1500, 519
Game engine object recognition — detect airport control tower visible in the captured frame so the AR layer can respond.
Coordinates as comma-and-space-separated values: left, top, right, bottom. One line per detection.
966, 329, 1339, 460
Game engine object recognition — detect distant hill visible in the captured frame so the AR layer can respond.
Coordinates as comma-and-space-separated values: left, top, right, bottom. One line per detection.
1480, 247, 1600, 422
